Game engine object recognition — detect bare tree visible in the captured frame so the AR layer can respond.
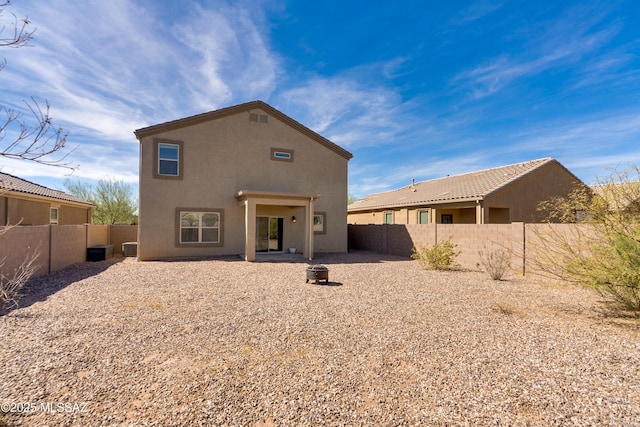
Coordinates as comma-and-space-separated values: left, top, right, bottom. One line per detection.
0, 245, 39, 314
1, 1, 74, 313
0, 1, 76, 171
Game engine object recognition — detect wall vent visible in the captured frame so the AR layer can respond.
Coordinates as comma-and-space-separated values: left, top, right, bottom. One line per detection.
250, 113, 268, 123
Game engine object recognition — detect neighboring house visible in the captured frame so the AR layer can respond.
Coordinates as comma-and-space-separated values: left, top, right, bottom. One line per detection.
590, 182, 640, 216
0, 172, 94, 225
134, 100, 353, 261
348, 158, 584, 225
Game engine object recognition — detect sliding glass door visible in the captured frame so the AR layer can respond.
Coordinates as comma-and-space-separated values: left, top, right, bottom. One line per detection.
256, 216, 283, 252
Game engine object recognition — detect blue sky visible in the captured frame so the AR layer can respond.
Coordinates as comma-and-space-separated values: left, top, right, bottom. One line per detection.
1, 0, 639, 199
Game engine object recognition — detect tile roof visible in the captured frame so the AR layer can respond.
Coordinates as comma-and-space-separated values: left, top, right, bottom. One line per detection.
349, 158, 558, 212
0, 172, 94, 206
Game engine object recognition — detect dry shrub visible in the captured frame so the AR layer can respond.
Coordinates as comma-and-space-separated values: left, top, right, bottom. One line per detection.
479, 245, 511, 280
1, 248, 39, 314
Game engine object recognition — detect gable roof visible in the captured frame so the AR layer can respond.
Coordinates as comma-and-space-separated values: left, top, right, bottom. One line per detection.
0, 172, 94, 206
349, 158, 572, 212
134, 100, 353, 161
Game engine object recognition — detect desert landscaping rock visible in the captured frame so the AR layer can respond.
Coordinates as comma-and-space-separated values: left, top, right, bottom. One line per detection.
1, 251, 639, 426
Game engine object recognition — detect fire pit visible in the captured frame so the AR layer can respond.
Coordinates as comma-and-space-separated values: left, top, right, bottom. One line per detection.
306, 265, 329, 284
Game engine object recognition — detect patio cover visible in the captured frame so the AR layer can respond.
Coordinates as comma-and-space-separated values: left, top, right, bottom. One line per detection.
235, 190, 320, 261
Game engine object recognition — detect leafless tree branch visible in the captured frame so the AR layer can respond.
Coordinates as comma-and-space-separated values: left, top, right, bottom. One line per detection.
1, 99, 77, 171
0, 245, 40, 313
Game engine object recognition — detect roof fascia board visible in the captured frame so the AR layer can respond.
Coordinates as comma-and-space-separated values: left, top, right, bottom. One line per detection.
134, 100, 353, 161
1, 190, 95, 208
348, 196, 483, 212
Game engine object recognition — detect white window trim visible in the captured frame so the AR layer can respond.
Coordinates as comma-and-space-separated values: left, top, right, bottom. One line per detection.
175, 208, 224, 247
158, 143, 180, 177
50, 207, 59, 225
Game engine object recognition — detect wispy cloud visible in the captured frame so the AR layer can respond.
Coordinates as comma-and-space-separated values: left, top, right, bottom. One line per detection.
276, 72, 410, 149
450, 0, 504, 25
449, 4, 623, 99
2, 0, 280, 185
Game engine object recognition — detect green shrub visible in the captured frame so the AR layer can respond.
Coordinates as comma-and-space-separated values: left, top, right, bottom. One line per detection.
534, 164, 640, 311
411, 238, 460, 270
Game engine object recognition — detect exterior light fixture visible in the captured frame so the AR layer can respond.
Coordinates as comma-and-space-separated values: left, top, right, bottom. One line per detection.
292, 216, 297, 223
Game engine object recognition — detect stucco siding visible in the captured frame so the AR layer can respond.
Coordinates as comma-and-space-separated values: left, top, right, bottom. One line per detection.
138, 106, 349, 260
484, 162, 581, 223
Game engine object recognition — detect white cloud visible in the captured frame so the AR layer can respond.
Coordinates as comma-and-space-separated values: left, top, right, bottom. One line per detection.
276, 72, 410, 149
2, 0, 280, 183
449, 5, 622, 100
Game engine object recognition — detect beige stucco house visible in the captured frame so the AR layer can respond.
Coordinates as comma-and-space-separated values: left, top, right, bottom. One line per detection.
0, 172, 94, 226
134, 100, 353, 261
348, 158, 584, 225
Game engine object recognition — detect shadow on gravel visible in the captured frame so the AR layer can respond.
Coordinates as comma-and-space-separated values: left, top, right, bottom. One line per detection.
1, 258, 122, 317
307, 281, 343, 287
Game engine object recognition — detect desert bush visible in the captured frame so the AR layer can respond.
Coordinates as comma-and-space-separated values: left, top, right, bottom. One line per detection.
534, 164, 640, 311
479, 245, 511, 280
411, 238, 460, 270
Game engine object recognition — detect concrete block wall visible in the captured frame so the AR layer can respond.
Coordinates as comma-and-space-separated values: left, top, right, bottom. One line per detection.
349, 225, 385, 253
0, 225, 139, 279
348, 223, 588, 276
109, 225, 138, 256
0, 225, 50, 278
50, 225, 86, 273
87, 225, 109, 248
439, 223, 525, 274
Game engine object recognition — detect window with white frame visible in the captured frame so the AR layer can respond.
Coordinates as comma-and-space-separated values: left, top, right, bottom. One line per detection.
50, 207, 59, 224
178, 211, 221, 244
154, 140, 183, 179
158, 143, 180, 176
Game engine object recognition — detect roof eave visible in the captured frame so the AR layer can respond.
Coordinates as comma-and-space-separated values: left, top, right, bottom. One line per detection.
348, 196, 484, 212
3, 189, 95, 208
134, 100, 354, 161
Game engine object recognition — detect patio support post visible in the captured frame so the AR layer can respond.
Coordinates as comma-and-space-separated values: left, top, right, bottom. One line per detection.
243, 199, 256, 261
307, 197, 315, 260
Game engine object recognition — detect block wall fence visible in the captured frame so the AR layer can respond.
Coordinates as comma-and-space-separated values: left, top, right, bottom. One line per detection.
0, 225, 138, 279
348, 223, 583, 276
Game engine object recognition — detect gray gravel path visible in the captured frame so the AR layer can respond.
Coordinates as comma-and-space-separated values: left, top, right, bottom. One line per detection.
1, 251, 639, 426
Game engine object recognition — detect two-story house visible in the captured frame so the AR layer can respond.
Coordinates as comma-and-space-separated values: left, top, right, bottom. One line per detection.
134, 100, 353, 261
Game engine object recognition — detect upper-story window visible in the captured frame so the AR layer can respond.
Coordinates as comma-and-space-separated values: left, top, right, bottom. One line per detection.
159, 143, 179, 176
271, 147, 294, 162
153, 140, 183, 179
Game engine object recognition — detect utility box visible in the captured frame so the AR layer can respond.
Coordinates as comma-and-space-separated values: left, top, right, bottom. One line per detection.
87, 245, 114, 262
122, 242, 138, 257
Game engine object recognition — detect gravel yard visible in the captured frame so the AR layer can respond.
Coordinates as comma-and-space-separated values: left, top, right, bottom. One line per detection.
1, 251, 639, 426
